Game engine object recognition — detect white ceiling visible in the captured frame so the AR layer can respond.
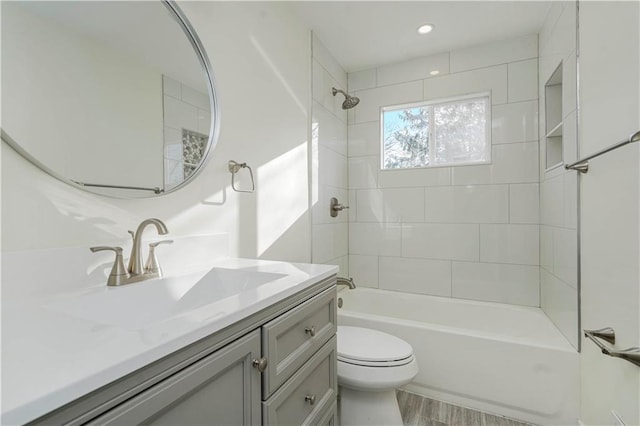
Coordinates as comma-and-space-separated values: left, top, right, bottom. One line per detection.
292, 1, 553, 72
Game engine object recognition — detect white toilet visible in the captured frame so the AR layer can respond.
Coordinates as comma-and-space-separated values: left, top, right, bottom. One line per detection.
337, 326, 418, 425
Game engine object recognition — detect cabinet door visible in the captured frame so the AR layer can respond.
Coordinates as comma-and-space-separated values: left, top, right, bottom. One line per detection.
88, 330, 261, 426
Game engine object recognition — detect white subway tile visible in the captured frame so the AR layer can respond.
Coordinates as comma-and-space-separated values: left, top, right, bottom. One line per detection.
378, 167, 451, 188
348, 189, 358, 222
357, 188, 425, 223
164, 127, 182, 147
553, 227, 578, 288
350, 223, 401, 256
562, 111, 578, 165
312, 223, 348, 264
451, 142, 539, 185
181, 84, 210, 110
324, 255, 349, 278
164, 95, 198, 131
480, 224, 539, 265
509, 183, 539, 224
312, 33, 347, 89
543, 2, 576, 60
379, 257, 451, 297
348, 68, 376, 92
424, 185, 508, 224
348, 122, 379, 157
353, 80, 423, 124
376, 53, 450, 87
563, 52, 577, 117
508, 59, 538, 102
318, 145, 348, 189
452, 262, 539, 306
540, 225, 554, 271
492, 101, 539, 144
540, 174, 564, 227
312, 59, 326, 104
539, 3, 564, 54
198, 109, 211, 135
165, 143, 182, 161
162, 75, 180, 98
450, 34, 538, 72
402, 224, 480, 261
563, 171, 578, 229
313, 102, 348, 156
349, 255, 379, 288
424, 65, 508, 105
348, 155, 378, 189
541, 268, 579, 348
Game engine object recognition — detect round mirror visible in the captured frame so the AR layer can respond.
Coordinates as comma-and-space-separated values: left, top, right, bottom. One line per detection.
1, 1, 218, 198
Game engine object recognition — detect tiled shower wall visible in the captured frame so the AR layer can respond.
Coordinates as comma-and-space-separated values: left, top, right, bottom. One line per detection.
346, 35, 541, 306
538, 2, 579, 348
310, 34, 349, 275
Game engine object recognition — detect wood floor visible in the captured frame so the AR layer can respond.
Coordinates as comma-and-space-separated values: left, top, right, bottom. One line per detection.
397, 390, 534, 426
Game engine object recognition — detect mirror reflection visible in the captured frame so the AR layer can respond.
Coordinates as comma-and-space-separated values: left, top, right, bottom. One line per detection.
1, 1, 216, 197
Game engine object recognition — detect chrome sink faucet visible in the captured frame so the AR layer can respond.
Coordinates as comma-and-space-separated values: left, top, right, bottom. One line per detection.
128, 218, 169, 275
90, 218, 172, 286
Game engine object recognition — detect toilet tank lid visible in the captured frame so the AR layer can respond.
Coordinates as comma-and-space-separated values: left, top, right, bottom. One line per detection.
337, 326, 413, 363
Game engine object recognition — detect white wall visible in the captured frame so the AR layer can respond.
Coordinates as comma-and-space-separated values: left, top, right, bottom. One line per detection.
538, 2, 579, 349
1, 2, 311, 265
310, 34, 349, 275
578, 2, 640, 424
347, 35, 540, 306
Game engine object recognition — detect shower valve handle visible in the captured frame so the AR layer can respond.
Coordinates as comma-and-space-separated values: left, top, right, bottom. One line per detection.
330, 197, 349, 217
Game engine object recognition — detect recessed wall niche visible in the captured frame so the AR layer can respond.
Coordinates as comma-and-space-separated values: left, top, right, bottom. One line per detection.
544, 62, 563, 170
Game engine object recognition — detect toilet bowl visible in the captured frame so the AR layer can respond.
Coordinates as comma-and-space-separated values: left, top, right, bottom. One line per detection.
337, 326, 418, 425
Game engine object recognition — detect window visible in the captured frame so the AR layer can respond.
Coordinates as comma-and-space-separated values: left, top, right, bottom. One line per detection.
381, 93, 490, 170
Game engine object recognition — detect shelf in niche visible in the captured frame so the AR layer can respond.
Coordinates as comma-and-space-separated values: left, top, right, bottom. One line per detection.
544, 62, 563, 171
546, 122, 563, 138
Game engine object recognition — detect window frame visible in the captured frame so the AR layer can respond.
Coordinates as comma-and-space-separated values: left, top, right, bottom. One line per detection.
379, 92, 492, 171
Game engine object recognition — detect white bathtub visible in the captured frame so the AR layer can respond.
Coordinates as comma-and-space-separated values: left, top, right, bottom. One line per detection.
337, 288, 579, 425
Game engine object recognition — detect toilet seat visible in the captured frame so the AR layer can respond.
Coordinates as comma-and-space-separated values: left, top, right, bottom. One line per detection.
337, 326, 414, 367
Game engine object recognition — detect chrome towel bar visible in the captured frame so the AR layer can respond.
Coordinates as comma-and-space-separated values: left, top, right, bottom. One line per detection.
584, 327, 640, 367
228, 160, 255, 193
565, 130, 640, 173
71, 180, 163, 194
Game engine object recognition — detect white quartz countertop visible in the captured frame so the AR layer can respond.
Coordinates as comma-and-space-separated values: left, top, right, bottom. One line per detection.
1, 257, 337, 425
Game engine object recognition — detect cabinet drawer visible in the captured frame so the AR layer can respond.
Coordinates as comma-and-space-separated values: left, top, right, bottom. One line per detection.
316, 401, 337, 426
262, 286, 337, 396
262, 336, 337, 426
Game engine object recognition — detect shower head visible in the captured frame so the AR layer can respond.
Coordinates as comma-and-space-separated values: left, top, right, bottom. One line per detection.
332, 87, 360, 110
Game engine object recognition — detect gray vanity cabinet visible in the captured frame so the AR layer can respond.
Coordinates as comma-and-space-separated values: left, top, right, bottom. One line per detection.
87, 330, 262, 426
26, 276, 337, 426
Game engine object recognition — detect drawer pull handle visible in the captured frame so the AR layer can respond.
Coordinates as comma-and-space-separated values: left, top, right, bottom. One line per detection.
304, 326, 316, 337
305, 394, 316, 405
252, 357, 268, 372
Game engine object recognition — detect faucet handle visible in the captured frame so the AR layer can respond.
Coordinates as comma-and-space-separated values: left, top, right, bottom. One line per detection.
144, 240, 173, 276
90, 246, 129, 286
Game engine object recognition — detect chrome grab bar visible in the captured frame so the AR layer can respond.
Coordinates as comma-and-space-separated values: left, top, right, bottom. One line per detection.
565, 130, 640, 173
584, 327, 640, 367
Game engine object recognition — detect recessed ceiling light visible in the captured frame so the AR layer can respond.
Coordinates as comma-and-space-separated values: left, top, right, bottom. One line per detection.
430, 70, 440, 76
417, 24, 434, 35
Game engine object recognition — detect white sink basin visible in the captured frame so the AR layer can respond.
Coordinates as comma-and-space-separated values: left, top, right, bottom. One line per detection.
45, 268, 286, 330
